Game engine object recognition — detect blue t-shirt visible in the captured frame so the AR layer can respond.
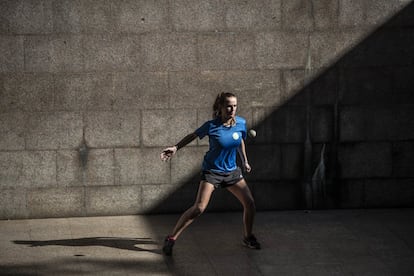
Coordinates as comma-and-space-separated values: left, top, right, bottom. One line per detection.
195, 116, 247, 173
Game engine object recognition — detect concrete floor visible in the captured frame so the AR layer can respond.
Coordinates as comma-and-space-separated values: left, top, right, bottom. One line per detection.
1, 209, 414, 275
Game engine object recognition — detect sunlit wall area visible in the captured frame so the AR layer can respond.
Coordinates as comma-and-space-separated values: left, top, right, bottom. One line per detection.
1, 0, 413, 219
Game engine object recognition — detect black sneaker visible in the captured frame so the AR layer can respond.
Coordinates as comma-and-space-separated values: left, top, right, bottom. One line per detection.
242, 234, 261, 249
162, 236, 175, 256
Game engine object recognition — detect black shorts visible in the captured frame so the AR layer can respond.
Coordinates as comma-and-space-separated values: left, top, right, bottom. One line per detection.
201, 167, 244, 189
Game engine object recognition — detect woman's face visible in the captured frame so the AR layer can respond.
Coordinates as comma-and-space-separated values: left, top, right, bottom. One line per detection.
221, 96, 237, 120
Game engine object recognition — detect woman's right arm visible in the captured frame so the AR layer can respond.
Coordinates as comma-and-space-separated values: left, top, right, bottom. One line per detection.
160, 132, 198, 161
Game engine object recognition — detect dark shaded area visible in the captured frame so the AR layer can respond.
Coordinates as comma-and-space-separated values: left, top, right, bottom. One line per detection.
150, 3, 414, 214
13, 237, 159, 254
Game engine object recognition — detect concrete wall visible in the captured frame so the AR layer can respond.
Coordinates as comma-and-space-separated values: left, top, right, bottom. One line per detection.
1, 0, 413, 219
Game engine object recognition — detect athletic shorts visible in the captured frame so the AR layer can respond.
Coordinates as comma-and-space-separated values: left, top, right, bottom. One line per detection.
201, 167, 244, 189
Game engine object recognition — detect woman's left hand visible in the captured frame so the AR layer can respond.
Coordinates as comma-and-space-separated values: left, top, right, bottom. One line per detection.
244, 162, 251, 173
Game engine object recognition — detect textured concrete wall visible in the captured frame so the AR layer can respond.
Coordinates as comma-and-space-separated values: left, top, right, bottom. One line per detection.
1, 0, 413, 219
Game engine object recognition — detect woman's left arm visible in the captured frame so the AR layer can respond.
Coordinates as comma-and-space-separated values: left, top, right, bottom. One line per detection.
239, 139, 251, 173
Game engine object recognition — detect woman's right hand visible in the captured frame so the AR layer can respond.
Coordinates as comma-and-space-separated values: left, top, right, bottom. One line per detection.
160, 146, 177, 161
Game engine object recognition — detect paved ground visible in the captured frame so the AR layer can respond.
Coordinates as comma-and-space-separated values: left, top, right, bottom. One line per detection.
1, 209, 414, 275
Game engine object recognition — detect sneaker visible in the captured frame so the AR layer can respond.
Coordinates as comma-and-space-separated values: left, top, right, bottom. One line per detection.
162, 236, 175, 256
242, 234, 261, 249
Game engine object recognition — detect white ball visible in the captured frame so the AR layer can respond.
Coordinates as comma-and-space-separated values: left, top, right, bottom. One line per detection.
248, 129, 257, 138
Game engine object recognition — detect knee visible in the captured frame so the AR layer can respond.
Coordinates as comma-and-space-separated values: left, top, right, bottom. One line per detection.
191, 204, 206, 217
245, 197, 256, 211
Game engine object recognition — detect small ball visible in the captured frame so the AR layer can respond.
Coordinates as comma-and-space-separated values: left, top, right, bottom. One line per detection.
248, 129, 257, 138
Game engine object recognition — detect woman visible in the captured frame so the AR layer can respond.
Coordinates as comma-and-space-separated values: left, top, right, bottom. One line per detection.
160, 92, 260, 256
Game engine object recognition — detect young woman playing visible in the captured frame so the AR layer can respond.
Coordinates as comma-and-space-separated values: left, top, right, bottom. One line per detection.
160, 92, 260, 255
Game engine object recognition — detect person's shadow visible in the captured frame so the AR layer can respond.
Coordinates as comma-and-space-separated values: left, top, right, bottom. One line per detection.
14, 237, 160, 254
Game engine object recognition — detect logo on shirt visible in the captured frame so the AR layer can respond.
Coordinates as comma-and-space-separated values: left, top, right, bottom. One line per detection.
232, 132, 240, 140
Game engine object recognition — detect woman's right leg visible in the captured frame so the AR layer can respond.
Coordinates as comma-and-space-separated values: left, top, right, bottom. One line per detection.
170, 181, 215, 240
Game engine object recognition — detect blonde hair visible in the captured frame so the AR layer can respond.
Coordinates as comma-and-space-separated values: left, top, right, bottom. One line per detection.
213, 92, 237, 125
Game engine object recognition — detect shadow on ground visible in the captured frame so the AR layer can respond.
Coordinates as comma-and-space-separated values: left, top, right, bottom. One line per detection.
13, 237, 159, 254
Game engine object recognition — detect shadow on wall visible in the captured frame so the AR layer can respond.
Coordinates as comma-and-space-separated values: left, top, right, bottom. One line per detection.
149, 2, 414, 214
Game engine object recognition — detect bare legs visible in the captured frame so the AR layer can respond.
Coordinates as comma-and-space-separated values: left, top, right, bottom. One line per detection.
169, 179, 256, 240
227, 179, 256, 238
170, 181, 215, 240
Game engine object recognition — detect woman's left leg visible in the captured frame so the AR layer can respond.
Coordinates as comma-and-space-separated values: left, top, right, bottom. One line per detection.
226, 179, 256, 238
